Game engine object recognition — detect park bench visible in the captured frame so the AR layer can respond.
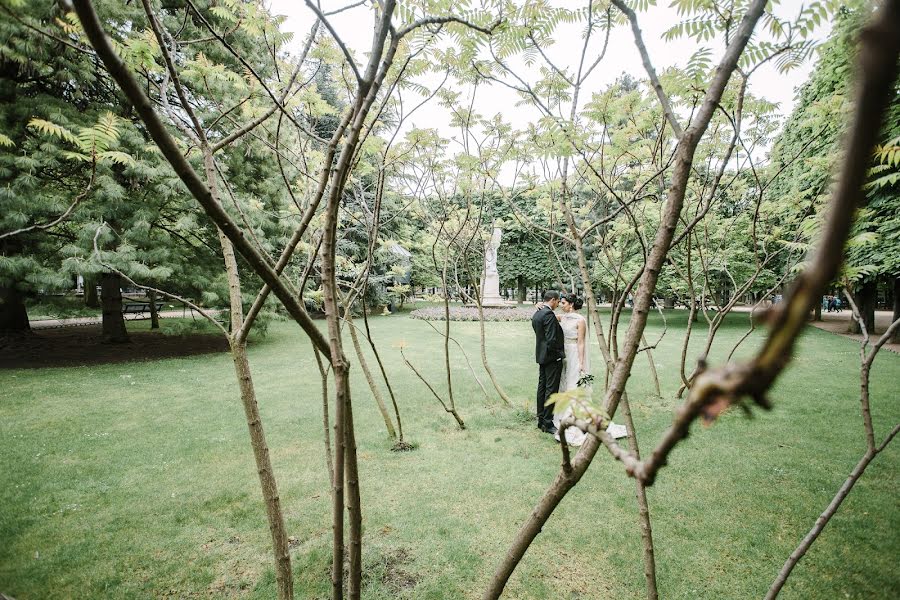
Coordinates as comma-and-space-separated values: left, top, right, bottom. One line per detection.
122, 301, 164, 319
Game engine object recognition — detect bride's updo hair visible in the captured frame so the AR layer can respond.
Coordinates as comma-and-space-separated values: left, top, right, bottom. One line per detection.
563, 293, 584, 310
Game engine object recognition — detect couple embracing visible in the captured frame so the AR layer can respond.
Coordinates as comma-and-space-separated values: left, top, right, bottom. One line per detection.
532, 290, 626, 446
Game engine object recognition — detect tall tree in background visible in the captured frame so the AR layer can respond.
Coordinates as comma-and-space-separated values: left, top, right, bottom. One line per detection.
768, 2, 900, 333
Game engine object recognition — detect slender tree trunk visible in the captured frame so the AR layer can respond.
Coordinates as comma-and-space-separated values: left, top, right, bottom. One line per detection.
321, 174, 356, 600
517, 276, 526, 304
205, 136, 293, 599
641, 335, 662, 397
149, 289, 160, 330
342, 376, 362, 597
361, 302, 405, 442
330, 354, 346, 600
322, 268, 358, 600
849, 280, 876, 334
467, 266, 513, 406
621, 395, 659, 600
216, 226, 293, 600
84, 276, 100, 308
347, 312, 396, 438
100, 272, 129, 343
314, 347, 335, 485
442, 267, 455, 408
478, 308, 513, 405
892, 277, 900, 344
230, 338, 293, 600
813, 299, 822, 322
677, 296, 698, 398
0, 285, 30, 333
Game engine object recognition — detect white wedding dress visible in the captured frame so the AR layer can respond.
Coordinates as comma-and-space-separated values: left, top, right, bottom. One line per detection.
553, 312, 628, 446
553, 313, 589, 446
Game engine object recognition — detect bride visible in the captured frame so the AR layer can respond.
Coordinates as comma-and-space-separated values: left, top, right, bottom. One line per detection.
553, 293, 628, 446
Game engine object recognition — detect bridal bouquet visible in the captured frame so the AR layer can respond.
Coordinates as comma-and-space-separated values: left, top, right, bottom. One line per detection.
576, 372, 594, 388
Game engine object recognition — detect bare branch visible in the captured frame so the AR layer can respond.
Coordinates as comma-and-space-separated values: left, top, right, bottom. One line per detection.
0, 4, 94, 55
0, 161, 95, 240
325, 1, 368, 17
304, 0, 362, 84
212, 20, 320, 152
610, 0, 683, 138
182, 0, 329, 144
396, 16, 501, 39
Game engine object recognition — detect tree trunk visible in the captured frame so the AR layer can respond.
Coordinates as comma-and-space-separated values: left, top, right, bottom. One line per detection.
208, 144, 293, 599
664, 296, 675, 310
230, 338, 293, 600
849, 280, 876, 334
347, 312, 396, 439
892, 277, 900, 344
813, 299, 822, 322
342, 376, 362, 597
517, 275, 526, 304
100, 273, 129, 343
474, 287, 513, 406
84, 276, 100, 308
0, 285, 30, 333
642, 335, 662, 397
314, 347, 335, 485
621, 395, 659, 600
219, 229, 293, 600
149, 289, 160, 330
361, 302, 405, 442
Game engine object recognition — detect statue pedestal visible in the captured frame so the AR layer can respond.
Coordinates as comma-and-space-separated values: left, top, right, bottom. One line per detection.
480, 272, 507, 307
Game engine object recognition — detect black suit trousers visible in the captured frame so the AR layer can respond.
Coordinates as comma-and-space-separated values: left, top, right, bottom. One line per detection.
536, 359, 563, 429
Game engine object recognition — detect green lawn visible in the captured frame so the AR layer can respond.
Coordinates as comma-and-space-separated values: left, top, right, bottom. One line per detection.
1, 308, 898, 599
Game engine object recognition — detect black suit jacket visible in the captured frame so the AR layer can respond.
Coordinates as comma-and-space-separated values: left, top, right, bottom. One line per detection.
532, 306, 565, 365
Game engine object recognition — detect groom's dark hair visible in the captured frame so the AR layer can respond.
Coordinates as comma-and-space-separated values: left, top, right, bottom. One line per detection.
543, 290, 560, 301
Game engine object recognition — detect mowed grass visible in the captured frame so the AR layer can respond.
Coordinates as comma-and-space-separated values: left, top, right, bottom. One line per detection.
1, 308, 898, 599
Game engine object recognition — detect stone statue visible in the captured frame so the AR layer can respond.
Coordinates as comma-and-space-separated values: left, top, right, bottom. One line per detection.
484, 227, 501, 275
480, 227, 505, 307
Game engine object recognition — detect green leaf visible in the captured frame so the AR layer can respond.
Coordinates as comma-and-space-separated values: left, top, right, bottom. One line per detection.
27, 118, 79, 146
96, 151, 135, 166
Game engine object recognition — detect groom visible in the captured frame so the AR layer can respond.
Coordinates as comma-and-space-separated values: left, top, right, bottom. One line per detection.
532, 290, 565, 434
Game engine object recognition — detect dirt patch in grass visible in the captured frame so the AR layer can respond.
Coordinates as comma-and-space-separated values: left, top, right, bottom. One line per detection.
390, 440, 418, 452
381, 548, 418, 593
361, 547, 418, 594
0, 325, 228, 369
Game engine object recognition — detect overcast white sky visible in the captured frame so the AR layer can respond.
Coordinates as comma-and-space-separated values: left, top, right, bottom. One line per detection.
269, 1, 832, 151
